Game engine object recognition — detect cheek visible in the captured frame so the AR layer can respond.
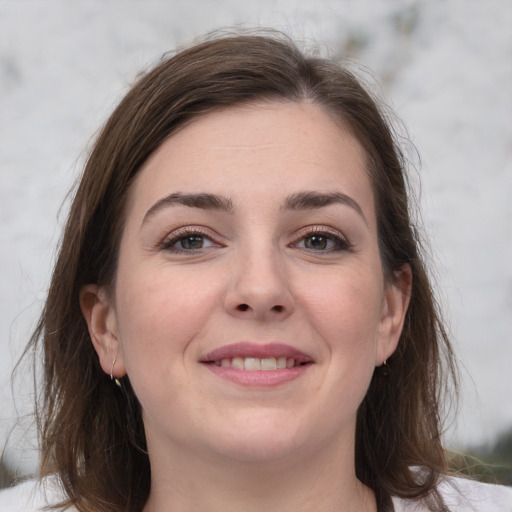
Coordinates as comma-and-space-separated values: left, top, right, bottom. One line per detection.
299, 268, 384, 366
114, 263, 222, 369
112, 265, 224, 429
304, 265, 383, 326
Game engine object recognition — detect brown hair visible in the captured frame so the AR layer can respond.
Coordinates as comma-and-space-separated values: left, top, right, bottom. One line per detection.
28, 32, 457, 511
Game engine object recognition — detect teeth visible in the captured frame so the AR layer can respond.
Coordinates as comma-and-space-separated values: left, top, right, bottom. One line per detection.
232, 357, 244, 370
245, 357, 261, 371
217, 356, 299, 371
261, 357, 277, 370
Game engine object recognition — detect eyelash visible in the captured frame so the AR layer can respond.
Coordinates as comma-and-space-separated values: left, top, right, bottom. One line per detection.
291, 227, 353, 253
158, 226, 352, 255
159, 227, 220, 254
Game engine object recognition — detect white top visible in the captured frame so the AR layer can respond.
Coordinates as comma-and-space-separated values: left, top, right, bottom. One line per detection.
0, 476, 511, 511
393, 477, 512, 511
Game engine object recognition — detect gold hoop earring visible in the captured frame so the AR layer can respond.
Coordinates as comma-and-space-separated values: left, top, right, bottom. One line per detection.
110, 355, 122, 388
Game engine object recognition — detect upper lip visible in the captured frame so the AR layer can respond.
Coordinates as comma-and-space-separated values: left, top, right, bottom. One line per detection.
200, 342, 313, 364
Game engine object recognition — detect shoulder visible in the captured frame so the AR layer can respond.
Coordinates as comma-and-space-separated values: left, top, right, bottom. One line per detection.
437, 477, 512, 511
0, 477, 74, 512
392, 476, 512, 512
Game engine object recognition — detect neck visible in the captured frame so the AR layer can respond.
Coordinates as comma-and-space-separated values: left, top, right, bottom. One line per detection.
142, 436, 376, 512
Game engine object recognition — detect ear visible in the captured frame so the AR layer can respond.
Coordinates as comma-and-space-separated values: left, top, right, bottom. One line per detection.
376, 264, 412, 365
79, 284, 126, 379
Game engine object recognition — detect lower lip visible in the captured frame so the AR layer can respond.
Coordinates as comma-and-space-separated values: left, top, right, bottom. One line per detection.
203, 364, 311, 387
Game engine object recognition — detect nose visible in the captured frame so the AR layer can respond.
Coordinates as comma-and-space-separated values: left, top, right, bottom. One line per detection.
224, 247, 294, 321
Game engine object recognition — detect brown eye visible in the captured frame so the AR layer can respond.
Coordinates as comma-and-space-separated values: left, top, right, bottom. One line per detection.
178, 235, 205, 250
295, 231, 352, 253
304, 236, 329, 250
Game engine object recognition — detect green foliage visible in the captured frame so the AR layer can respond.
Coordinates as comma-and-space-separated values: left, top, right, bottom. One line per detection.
449, 427, 512, 486
0, 457, 16, 489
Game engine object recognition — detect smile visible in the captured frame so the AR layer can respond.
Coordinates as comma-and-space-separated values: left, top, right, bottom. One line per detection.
200, 343, 313, 386
210, 356, 306, 371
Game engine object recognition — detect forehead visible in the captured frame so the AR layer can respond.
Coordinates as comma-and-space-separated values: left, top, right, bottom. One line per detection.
127, 101, 373, 218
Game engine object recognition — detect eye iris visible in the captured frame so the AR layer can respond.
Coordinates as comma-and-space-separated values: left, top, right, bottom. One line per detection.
180, 236, 203, 249
305, 236, 327, 250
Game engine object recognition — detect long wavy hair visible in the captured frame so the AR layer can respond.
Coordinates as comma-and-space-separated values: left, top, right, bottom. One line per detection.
27, 32, 457, 511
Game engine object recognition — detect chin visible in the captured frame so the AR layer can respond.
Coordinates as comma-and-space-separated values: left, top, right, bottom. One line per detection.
211, 436, 299, 464
201, 411, 314, 464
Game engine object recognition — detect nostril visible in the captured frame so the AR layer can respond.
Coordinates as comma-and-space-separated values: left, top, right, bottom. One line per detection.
234, 303, 285, 314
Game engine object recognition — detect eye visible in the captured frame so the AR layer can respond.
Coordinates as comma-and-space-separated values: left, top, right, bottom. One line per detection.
175, 235, 209, 250
160, 229, 220, 253
302, 235, 333, 251
294, 230, 352, 253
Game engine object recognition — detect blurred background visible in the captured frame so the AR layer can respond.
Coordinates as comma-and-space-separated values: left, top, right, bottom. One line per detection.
1, 0, 511, 485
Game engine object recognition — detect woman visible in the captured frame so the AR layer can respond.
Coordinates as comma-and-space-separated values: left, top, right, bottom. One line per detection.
1, 33, 511, 512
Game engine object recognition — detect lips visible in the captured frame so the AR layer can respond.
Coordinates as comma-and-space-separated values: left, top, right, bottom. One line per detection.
214, 356, 296, 371
201, 342, 313, 368
200, 343, 313, 386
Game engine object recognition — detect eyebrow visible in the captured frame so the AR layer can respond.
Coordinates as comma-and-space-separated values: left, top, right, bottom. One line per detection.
142, 192, 235, 225
142, 190, 367, 226
282, 191, 367, 224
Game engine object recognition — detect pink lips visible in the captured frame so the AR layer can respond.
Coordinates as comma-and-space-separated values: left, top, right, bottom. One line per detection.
200, 342, 313, 387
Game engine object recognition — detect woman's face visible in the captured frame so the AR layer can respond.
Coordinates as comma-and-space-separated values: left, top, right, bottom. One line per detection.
85, 101, 409, 465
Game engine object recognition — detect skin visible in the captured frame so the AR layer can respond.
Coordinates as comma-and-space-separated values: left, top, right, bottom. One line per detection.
81, 101, 411, 512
